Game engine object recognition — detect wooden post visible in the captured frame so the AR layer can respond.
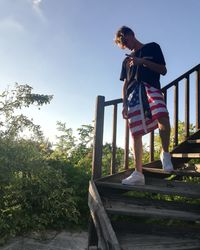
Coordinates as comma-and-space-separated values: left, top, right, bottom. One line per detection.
111, 104, 117, 174
92, 96, 105, 180
196, 68, 200, 130
88, 96, 105, 249
124, 119, 129, 170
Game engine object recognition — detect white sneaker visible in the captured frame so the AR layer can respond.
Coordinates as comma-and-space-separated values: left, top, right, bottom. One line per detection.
122, 171, 145, 185
160, 152, 174, 172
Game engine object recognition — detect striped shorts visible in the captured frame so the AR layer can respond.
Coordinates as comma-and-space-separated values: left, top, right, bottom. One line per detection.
127, 81, 169, 138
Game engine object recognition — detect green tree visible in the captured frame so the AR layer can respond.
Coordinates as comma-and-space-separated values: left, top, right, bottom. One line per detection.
0, 83, 53, 140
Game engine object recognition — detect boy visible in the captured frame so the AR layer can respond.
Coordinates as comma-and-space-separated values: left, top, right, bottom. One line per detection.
114, 26, 173, 185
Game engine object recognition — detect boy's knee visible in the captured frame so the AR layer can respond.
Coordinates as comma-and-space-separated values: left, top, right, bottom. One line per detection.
158, 116, 170, 127
133, 134, 142, 142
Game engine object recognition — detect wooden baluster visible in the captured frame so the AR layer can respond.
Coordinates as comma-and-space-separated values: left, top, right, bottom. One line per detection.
196, 68, 200, 130
111, 104, 117, 174
174, 83, 179, 147
185, 76, 190, 138
149, 131, 154, 162
124, 119, 129, 170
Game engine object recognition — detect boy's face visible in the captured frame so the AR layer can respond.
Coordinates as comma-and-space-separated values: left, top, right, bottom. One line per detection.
118, 34, 135, 50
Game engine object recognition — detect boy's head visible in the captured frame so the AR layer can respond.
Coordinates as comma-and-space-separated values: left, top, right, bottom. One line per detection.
114, 26, 135, 49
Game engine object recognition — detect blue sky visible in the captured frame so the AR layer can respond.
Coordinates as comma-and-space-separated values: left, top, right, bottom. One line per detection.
0, 0, 200, 145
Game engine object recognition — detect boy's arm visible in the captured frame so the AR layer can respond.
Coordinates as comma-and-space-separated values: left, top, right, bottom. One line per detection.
141, 58, 167, 75
122, 79, 128, 119
122, 79, 128, 107
128, 56, 167, 75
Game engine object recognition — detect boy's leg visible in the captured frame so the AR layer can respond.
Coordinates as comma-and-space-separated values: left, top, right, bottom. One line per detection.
157, 116, 171, 152
133, 135, 143, 173
157, 116, 174, 171
122, 134, 145, 185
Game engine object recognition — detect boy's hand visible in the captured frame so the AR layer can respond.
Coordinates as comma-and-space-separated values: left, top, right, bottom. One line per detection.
122, 106, 128, 119
128, 56, 144, 67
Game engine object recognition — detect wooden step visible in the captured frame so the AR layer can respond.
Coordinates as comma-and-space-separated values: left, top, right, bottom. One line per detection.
188, 139, 200, 143
104, 199, 200, 222
172, 153, 200, 158
143, 166, 200, 177
117, 233, 200, 250
96, 177, 200, 198
114, 220, 200, 250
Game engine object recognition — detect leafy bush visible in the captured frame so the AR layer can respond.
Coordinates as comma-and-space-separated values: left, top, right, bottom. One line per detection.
0, 138, 87, 243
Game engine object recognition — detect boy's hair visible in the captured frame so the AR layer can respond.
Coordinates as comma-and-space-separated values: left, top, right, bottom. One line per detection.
114, 26, 134, 45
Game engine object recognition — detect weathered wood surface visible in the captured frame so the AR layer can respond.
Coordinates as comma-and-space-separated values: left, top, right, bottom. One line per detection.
96, 165, 200, 185
113, 220, 200, 250
188, 139, 200, 143
95, 177, 200, 198
104, 199, 200, 221
170, 130, 200, 167
172, 153, 200, 158
117, 233, 200, 250
88, 180, 121, 250
143, 166, 200, 177
92, 96, 105, 180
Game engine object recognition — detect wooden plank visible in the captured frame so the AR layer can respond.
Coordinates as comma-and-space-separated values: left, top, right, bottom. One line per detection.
143, 166, 200, 177
188, 139, 200, 143
111, 104, 117, 174
95, 164, 200, 186
95, 178, 200, 198
88, 181, 121, 250
102, 193, 200, 213
185, 76, 190, 138
172, 153, 200, 158
196, 68, 200, 129
149, 131, 154, 162
117, 233, 200, 250
104, 200, 200, 221
174, 83, 179, 146
124, 119, 129, 170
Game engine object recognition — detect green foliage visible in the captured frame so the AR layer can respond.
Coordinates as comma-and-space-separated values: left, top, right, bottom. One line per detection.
0, 138, 82, 242
0, 83, 53, 140
0, 84, 91, 244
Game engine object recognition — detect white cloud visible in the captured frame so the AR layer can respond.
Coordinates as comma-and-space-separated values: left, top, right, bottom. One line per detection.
0, 17, 24, 32
32, 0, 43, 8
31, 0, 46, 23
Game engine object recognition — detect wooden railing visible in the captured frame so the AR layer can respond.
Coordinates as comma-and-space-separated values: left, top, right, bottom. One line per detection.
92, 64, 200, 179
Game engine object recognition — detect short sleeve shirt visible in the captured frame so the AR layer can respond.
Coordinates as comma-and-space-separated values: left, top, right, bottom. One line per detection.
120, 42, 166, 89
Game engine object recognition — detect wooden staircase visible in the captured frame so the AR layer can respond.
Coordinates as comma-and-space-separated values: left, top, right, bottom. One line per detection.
88, 64, 200, 250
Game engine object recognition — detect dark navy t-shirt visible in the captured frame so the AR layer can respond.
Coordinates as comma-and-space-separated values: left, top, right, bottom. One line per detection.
120, 42, 166, 89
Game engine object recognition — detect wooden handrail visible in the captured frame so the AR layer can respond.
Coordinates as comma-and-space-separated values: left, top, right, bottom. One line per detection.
162, 64, 200, 91
92, 64, 200, 178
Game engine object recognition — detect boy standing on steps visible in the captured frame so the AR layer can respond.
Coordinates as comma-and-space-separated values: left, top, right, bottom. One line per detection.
114, 26, 174, 186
